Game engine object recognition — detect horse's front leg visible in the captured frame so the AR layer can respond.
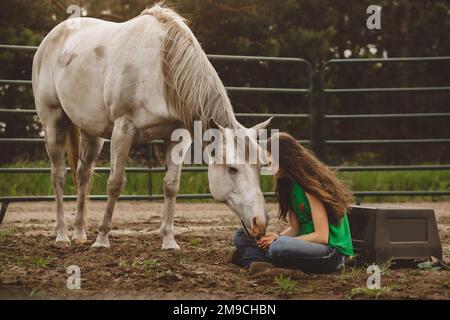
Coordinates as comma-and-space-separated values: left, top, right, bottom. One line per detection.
160, 136, 190, 250
92, 117, 136, 248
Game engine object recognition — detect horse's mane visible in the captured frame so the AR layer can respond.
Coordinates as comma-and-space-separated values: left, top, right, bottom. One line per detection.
141, 3, 236, 132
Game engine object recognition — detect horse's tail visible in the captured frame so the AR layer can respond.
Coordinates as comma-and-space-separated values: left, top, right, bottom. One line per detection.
66, 123, 80, 190
66, 123, 90, 226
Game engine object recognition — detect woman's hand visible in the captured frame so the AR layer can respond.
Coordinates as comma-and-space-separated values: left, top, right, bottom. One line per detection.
257, 232, 279, 249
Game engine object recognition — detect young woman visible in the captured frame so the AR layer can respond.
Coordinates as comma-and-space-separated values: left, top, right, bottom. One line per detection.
229, 132, 354, 274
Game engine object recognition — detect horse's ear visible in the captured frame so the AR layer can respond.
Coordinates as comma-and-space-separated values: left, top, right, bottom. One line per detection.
208, 118, 219, 129
208, 118, 225, 132
251, 117, 273, 133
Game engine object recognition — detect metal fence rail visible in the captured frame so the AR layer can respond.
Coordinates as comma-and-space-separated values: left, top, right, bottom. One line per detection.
319, 56, 450, 157
1, 44, 449, 222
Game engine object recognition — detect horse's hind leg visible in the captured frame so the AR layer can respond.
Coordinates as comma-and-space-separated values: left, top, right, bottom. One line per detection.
43, 109, 71, 247
72, 131, 104, 244
92, 117, 135, 248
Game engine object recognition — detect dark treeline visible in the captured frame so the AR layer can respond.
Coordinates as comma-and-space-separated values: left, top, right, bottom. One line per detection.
0, 0, 449, 165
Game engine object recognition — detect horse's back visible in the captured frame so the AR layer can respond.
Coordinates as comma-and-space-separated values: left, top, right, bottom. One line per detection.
33, 15, 169, 138
32, 17, 115, 126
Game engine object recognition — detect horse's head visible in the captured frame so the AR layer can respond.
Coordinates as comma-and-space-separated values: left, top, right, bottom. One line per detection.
206, 118, 273, 238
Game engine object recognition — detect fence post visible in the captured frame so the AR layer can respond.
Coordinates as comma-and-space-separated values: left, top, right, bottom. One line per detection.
306, 61, 314, 152
317, 62, 327, 163
147, 144, 154, 197
0, 200, 9, 224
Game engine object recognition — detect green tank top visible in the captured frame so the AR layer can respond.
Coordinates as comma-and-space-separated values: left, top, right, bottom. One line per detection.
291, 182, 354, 256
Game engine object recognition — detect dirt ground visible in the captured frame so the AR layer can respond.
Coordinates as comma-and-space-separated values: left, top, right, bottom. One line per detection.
0, 201, 449, 300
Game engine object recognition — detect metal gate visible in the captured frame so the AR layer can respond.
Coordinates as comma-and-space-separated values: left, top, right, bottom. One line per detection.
318, 57, 450, 200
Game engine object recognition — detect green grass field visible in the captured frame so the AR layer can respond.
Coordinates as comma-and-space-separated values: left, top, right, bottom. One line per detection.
1, 161, 449, 203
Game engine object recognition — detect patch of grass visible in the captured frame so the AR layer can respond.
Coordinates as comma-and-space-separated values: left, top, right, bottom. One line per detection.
142, 258, 159, 267
29, 256, 54, 268
129, 258, 160, 277
1, 161, 450, 203
340, 265, 365, 281
190, 239, 201, 247
0, 228, 17, 238
274, 274, 296, 297
338, 170, 450, 202
379, 259, 393, 275
350, 286, 392, 300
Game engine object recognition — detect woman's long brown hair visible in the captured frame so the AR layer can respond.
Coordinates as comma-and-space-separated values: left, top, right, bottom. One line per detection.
267, 132, 353, 225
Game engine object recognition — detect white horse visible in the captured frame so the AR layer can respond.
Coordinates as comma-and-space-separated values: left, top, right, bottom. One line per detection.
32, 4, 271, 249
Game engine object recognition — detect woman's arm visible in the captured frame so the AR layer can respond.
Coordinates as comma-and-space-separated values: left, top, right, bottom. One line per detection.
258, 210, 299, 249
297, 192, 329, 245
279, 210, 300, 237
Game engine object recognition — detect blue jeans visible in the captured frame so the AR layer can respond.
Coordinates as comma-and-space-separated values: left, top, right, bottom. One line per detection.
233, 228, 346, 274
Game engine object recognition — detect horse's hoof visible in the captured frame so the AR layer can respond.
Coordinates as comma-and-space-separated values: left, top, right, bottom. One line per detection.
72, 232, 87, 245
72, 238, 87, 245
90, 246, 108, 251
91, 243, 110, 250
54, 241, 71, 249
161, 241, 180, 250
54, 233, 71, 248
91, 236, 110, 249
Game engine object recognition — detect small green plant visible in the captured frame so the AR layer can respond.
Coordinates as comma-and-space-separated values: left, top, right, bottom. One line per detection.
142, 258, 159, 266
340, 265, 364, 281
0, 228, 17, 238
350, 286, 391, 300
190, 239, 201, 247
131, 258, 159, 268
30, 256, 53, 268
379, 259, 393, 275
274, 274, 296, 297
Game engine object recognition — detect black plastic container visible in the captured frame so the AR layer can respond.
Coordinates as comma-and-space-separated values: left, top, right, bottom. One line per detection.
348, 205, 442, 265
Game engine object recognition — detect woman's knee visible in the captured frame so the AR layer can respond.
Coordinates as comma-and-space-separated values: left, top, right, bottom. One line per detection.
233, 228, 249, 248
267, 236, 289, 259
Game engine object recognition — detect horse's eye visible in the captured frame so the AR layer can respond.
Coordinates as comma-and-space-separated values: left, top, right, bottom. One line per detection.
227, 166, 238, 174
